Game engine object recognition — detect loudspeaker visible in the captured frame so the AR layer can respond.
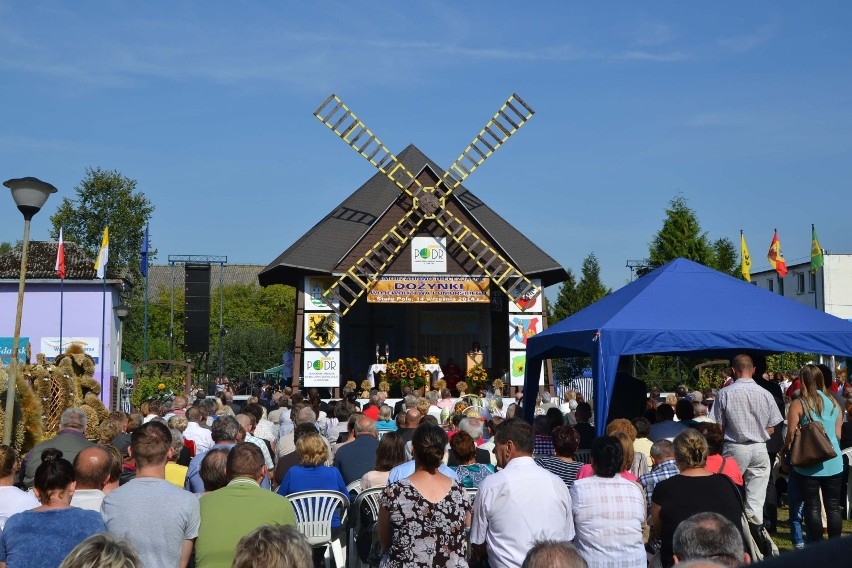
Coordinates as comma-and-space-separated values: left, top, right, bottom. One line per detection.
184, 264, 211, 353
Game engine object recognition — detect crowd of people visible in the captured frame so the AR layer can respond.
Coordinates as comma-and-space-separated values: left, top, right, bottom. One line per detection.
1, 353, 850, 568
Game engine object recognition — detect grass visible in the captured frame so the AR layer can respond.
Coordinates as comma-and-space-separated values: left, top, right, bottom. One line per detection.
771, 502, 852, 552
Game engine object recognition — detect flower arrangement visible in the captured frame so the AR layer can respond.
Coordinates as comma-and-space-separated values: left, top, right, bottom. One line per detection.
466, 365, 489, 393
428, 355, 440, 364
131, 367, 185, 410
385, 357, 430, 390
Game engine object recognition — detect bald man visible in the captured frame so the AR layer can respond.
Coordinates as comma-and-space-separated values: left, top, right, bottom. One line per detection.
332, 415, 379, 485
397, 408, 422, 446
71, 446, 112, 511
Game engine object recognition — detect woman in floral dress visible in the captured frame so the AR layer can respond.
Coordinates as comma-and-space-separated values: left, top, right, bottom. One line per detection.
379, 424, 471, 567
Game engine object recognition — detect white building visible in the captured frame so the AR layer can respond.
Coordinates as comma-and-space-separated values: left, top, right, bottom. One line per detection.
751, 254, 852, 321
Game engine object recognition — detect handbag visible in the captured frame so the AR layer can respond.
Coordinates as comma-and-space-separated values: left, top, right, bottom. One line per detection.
789, 398, 836, 467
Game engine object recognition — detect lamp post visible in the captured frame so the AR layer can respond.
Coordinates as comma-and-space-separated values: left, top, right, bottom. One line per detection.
3, 177, 58, 446
113, 304, 130, 412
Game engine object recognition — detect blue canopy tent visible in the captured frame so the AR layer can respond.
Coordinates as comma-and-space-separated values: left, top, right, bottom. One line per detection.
523, 258, 852, 433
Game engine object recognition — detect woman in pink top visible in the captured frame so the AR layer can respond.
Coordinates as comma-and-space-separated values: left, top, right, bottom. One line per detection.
695, 422, 743, 486
576, 432, 639, 482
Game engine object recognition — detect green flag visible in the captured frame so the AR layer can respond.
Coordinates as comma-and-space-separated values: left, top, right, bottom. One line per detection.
811, 225, 824, 273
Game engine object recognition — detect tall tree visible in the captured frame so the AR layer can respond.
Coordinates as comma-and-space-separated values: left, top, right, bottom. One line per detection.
647, 194, 737, 275
549, 268, 579, 324
576, 252, 611, 307
49, 167, 154, 281
648, 195, 711, 269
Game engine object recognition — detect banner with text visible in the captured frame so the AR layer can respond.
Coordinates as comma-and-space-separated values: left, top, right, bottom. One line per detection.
40, 337, 101, 362
368, 276, 490, 304
0, 337, 29, 365
303, 350, 340, 387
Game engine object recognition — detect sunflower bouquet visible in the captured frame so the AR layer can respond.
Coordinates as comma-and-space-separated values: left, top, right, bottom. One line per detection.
466, 365, 489, 393
386, 357, 430, 390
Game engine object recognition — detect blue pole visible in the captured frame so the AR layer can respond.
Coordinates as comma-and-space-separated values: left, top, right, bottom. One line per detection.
143, 267, 149, 361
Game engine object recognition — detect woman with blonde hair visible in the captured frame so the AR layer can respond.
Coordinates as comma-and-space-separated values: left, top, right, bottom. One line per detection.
277, 431, 348, 537
650, 429, 744, 568
59, 534, 141, 568
233, 525, 312, 568
784, 364, 843, 542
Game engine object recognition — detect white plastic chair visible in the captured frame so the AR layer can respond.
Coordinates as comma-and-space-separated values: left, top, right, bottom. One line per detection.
286, 490, 350, 568
347, 479, 362, 498
348, 486, 383, 568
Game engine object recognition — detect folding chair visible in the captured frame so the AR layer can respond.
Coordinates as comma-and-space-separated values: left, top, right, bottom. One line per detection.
286, 490, 350, 568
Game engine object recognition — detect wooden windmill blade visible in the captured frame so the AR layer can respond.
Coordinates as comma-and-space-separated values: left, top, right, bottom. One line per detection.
434, 93, 535, 200
432, 206, 541, 308
314, 94, 426, 200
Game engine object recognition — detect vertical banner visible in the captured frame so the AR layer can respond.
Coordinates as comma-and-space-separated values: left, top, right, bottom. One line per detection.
509, 351, 544, 386
304, 277, 337, 312
303, 350, 340, 387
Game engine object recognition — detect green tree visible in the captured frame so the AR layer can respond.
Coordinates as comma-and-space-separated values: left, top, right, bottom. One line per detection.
549, 268, 579, 324
219, 327, 288, 379
49, 167, 154, 282
576, 252, 611, 307
647, 194, 737, 276
0, 242, 13, 257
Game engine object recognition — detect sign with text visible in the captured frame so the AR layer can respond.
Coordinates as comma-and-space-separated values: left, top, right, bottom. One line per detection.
368, 276, 490, 304
420, 311, 479, 335
40, 337, 101, 362
411, 236, 447, 272
303, 277, 338, 312
0, 337, 29, 365
303, 350, 340, 387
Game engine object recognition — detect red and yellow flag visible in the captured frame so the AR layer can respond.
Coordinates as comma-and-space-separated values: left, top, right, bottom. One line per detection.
767, 230, 787, 278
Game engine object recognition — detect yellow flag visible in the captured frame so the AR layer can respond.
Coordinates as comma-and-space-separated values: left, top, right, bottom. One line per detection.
94, 227, 109, 279
740, 232, 751, 282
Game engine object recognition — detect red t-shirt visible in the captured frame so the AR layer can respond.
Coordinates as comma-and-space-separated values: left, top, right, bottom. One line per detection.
705, 453, 744, 486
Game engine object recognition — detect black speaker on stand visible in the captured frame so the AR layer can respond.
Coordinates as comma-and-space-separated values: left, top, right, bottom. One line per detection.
184, 264, 211, 354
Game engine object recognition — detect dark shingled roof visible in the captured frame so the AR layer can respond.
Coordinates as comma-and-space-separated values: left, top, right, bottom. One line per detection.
146, 264, 267, 293
0, 241, 98, 280
259, 144, 567, 288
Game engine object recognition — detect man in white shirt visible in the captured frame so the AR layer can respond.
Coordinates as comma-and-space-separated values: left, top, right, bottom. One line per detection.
182, 407, 214, 455
471, 418, 574, 568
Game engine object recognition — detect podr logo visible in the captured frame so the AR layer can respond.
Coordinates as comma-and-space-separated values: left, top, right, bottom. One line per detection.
414, 246, 444, 260
307, 356, 337, 371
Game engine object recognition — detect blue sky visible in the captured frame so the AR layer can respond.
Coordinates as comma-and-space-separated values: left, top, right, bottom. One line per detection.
1, 2, 850, 293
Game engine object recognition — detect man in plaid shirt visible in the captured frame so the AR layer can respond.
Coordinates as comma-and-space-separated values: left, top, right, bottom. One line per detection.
712, 354, 783, 527
639, 440, 679, 553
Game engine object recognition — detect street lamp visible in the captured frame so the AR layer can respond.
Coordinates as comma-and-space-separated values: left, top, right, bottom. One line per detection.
3, 177, 58, 446
113, 304, 130, 412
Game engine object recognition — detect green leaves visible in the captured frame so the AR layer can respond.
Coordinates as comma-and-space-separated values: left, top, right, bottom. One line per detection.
49, 166, 154, 283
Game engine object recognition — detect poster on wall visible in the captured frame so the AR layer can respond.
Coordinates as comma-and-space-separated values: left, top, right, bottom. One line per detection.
0, 337, 29, 364
303, 313, 340, 349
303, 277, 338, 312
411, 236, 447, 272
40, 337, 101, 362
509, 314, 541, 350
303, 350, 340, 387
368, 276, 490, 303
509, 350, 544, 386
508, 279, 543, 313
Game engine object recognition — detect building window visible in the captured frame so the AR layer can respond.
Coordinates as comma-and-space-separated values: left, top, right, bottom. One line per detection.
796, 273, 805, 295
809, 272, 817, 293
767, 279, 774, 292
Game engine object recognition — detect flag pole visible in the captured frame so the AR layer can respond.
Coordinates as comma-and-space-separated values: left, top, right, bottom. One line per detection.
813, 224, 819, 311
59, 278, 64, 357
143, 268, 149, 362
100, 273, 106, 401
